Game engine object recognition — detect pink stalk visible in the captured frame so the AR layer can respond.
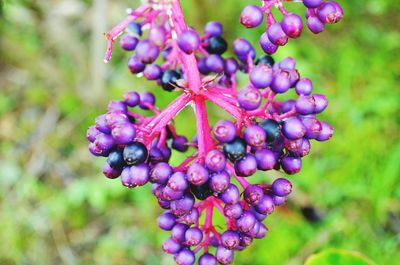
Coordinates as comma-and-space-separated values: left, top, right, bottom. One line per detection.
104, 4, 151, 62
144, 92, 193, 143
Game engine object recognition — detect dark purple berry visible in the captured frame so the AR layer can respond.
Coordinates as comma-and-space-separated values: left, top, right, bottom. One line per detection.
223, 137, 246, 162
123, 142, 148, 165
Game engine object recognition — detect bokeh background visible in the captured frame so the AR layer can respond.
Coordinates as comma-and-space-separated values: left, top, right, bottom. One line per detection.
1, 0, 399, 264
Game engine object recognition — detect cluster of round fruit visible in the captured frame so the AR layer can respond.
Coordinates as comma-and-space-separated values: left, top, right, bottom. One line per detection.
87, 90, 192, 185
90, 1, 340, 264
120, 16, 233, 92
239, 0, 343, 54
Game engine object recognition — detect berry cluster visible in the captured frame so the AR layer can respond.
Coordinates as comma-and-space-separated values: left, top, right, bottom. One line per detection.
88, 1, 342, 264
239, 0, 343, 54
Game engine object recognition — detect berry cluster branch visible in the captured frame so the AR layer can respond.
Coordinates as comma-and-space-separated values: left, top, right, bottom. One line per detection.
87, 0, 343, 264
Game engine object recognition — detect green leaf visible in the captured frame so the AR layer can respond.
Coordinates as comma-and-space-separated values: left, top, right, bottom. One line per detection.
304, 249, 376, 265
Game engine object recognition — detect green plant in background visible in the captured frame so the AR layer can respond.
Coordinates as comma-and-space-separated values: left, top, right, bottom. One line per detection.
0, 0, 399, 265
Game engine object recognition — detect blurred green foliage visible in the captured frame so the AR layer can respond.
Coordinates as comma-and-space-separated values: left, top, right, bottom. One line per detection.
0, 0, 399, 264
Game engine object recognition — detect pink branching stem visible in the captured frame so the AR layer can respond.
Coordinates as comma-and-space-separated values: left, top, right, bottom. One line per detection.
226, 163, 250, 190
174, 153, 197, 171
157, 129, 168, 148
210, 86, 236, 97
143, 92, 193, 144
193, 97, 214, 160
203, 91, 243, 120
275, 1, 289, 15
278, 107, 297, 120
104, 4, 151, 62
202, 203, 214, 252
206, 90, 237, 106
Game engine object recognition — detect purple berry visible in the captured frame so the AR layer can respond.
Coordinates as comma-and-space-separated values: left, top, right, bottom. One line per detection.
123, 91, 140, 107
167, 172, 189, 191
150, 162, 172, 184
143, 64, 162, 80
162, 237, 181, 254
103, 162, 121, 179
303, 0, 324, 8
224, 203, 243, 219
313, 94, 328, 113
295, 95, 316, 115
238, 86, 262, 110
172, 135, 189, 152
178, 30, 200, 54
244, 125, 266, 147
205, 150, 227, 172
185, 227, 203, 246
244, 185, 264, 205
220, 184, 240, 204
307, 16, 325, 34
206, 54, 225, 73
148, 26, 167, 46
317, 2, 343, 24
139, 91, 156, 109
282, 117, 306, 140
213, 120, 237, 143
87, 126, 101, 142
316, 121, 334, 141
175, 249, 195, 265
221, 230, 240, 250
210, 170, 230, 193
233, 38, 253, 57
216, 246, 234, 265
268, 23, 288, 46
281, 13, 303, 38
171, 193, 195, 217
240, 5, 264, 28
111, 123, 136, 144
235, 154, 257, 177
129, 163, 150, 186
128, 56, 145, 73
158, 212, 176, 231
204, 21, 223, 37
135, 40, 160, 64
120, 35, 138, 51
224, 58, 239, 75
187, 162, 209, 186
281, 155, 302, 174
272, 178, 292, 197
250, 64, 273, 89
260, 32, 278, 54
236, 211, 256, 233
171, 223, 189, 243
254, 195, 275, 215
270, 70, 291, 93
199, 253, 217, 265
295, 78, 313, 95
255, 149, 277, 171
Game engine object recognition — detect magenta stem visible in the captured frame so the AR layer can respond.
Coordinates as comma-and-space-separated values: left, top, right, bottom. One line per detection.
104, 4, 151, 62
143, 92, 193, 144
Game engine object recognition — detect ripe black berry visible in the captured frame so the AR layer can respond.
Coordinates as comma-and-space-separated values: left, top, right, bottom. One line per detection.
190, 183, 213, 200
255, 55, 275, 66
259, 119, 281, 143
223, 137, 246, 162
205, 36, 228, 55
123, 142, 148, 165
107, 149, 125, 169
161, 70, 181, 91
